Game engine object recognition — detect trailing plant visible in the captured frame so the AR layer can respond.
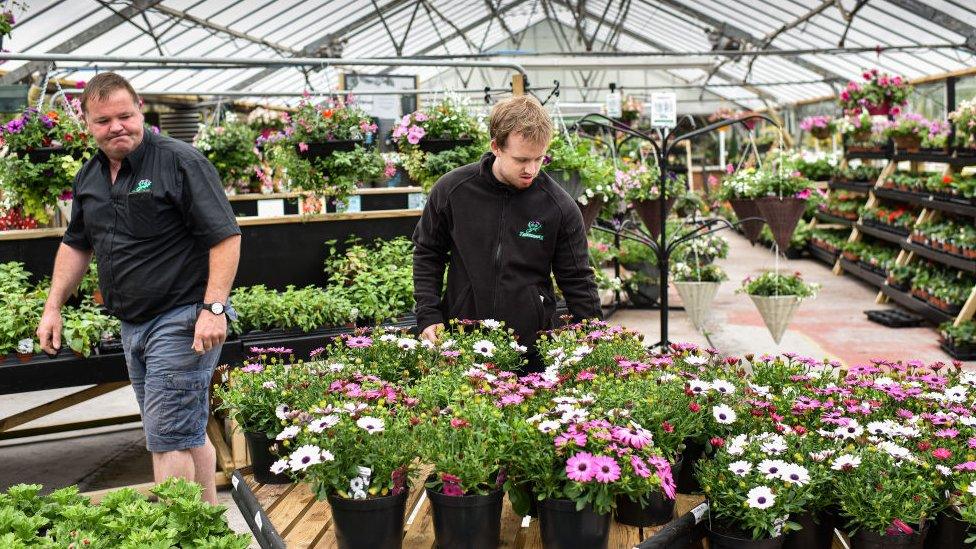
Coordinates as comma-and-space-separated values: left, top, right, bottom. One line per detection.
738, 271, 819, 298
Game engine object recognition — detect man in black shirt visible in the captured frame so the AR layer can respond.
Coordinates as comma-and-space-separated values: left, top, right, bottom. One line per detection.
413, 95, 601, 371
36, 73, 240, 504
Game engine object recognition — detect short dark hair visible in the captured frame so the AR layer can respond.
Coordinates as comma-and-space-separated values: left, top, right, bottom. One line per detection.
80, 72, 140, 114
489, 95, 552, 149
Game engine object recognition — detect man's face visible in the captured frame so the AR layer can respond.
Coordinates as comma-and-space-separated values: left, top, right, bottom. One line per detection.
84, 89, 144, 161
490, 132, 549, 190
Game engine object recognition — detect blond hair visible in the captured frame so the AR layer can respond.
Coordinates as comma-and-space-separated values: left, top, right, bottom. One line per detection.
489, 95, 553, 148
80, 72, 140, 114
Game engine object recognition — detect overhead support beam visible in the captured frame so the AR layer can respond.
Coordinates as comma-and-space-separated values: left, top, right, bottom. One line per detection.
488, 55, 716, 70
151, 3, 300, 55
0, 0, 163, 85
885, 0, 976, 50
655, 0, 848, 84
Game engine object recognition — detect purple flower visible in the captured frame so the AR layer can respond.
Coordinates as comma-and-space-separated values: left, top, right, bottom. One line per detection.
241, 362, 264, 373
566, 452, 596, 482
346, 336, 372, 348
592, 455, 621, 483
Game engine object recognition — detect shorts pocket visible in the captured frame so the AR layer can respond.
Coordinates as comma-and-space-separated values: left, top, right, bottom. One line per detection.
126, 192, 157, 238
150, 369, 211, 438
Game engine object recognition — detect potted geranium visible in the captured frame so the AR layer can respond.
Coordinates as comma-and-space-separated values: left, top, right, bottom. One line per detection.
883, 113, 932, 153
738, 271, 819, 344
800, 116, 836, 140
718, 166, 766, 244
281, 372, 419, 549
949, 98, 976, 155
838, 69, 911, 116
672, 262, 727, 332
263, 96, 383, 208
193, 118, 262, 194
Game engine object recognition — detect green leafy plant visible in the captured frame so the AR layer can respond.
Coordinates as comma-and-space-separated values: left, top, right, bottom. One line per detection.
323, 237, 415, 324
193, 119, 261, 193
672, 262, 727, 283
402, 141, 486, 193
738, 271, 819, 298
230, 284, 354, 334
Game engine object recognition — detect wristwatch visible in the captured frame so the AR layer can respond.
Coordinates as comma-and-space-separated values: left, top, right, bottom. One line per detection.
203, 302, 225, 315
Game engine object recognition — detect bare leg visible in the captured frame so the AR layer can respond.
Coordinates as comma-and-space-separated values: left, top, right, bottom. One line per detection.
189, 437, 218, 505
152, 449, 195, 486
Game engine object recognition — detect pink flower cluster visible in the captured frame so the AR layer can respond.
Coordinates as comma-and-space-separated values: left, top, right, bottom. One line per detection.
392, 114, 427, 145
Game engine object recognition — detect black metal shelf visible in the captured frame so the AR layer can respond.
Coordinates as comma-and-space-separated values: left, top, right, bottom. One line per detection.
874, 188, 976, 218
878, 284, 955, 325
856, 223, 909, 246
892, 152, 976, 167
829, 181, 873, 194
815, 211, 855, 227
839, 258, 886, 288
844, 148, 892, 160
903, 241, 976, 273
808, 244, 839, 267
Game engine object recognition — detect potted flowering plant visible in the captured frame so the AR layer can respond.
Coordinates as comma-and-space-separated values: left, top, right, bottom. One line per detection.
920, 119, 951, 153
697, 432, 817, 548
279, 372, 418, 549
439, 318, 527, 372
738, 272, 819, 344
883, 113, 933, 153
545, 133, 616, 229
395, 97, 487, 192
407, 397, 510, 549
193, 119, 262, 194
323, 327, 436, 383
718, 166, 766, 244
838, 69, 911, 116
755, 172, 815, 253
509, 394, 671, 549
949, 98, 976, 155
614, 162, 686, 239
534, 319, 647, 380
800, 116, 836, 140
672, 262, 727, 332
838, 112, 878, 147
262, 96, 383, 207
833, 449, 943, 548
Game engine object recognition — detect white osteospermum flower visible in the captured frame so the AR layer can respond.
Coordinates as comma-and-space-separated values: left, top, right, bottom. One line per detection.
380, 333, 398, 342
728, 460, 752, 476
761, 436, 788, 455
873, 376, 896, 387
572, 345, 592, 358
747, 486, 776, 510
877, 441, 911, 461
960, 416, 976, 427
289, 445, 324, 472
309, 414, 341, 433
441, 339, 457, 350
262, 381, 277, 390
276, 425, 301, 440
510, 341, 527, 353
685, 355, 708, 366
356, 416, 385, 434
275, 404, 291, 420
937, 465, 952, 476
866, 421, 889, 436
834, 421, 864, 439
537, 420, 561, 434
473, 340, 496, 357
946, 385, 968, 403
758, 459, 789, 479
749, 383, 771, 397
896, 425, 921, 438
560, 408, 588, 424
712, 404, 737, 424
711, 379, 736, 395
968, 483, 976, 497
421, 339, 436, 350
397, 337, 419, 351
779, 464, 810, 486
689, 379, 711, 394
831, 454, 861, 471
809, 449, 835, 462
961, 372, 976, 387
482, 319, 502, 329
327, 362, 346, 372
270, 459, 289, 475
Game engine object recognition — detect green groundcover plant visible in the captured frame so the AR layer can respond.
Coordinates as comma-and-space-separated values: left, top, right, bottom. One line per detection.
738, 271, 819, 298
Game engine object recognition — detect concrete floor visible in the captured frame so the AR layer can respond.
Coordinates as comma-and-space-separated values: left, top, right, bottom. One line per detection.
0, 230, 969, 547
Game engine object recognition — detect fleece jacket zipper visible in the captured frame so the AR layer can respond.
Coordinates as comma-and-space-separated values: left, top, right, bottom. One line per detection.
491, 193, 509, 317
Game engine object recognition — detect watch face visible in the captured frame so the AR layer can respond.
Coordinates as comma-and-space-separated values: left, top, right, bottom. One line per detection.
210, 302, 225, 315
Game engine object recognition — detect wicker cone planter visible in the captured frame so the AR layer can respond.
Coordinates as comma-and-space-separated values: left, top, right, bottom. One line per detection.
749, 295, 802, 345
632, 198, 676, 240
674, 281, 721, 332
578, 196, 605, 231
729, 198, 765, 244
756, 196, 807, 252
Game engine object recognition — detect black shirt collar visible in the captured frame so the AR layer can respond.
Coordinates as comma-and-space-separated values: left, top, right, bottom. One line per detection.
95, 129, 152, 173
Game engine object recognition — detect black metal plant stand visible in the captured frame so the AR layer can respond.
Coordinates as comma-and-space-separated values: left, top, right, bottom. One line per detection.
572, 112, 777, 347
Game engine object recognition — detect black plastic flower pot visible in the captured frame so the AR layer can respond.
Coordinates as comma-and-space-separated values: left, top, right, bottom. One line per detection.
23, 146, 65, 164
924, 511, 972, 549
426, 486, 503, 549
328, 490, 409, 549
537, 498, 611, 549
243, 431, 291, 485
614, 490, 675, 527
706, 525, 784, 549
784, 511, 836, 549
851, 524, 928, 549
295, 139, 362, 161
417, 138, 474, 153
676, 439, 704, 493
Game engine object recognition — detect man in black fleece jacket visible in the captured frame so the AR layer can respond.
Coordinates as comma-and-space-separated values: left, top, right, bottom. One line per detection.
412, 95, 601, 371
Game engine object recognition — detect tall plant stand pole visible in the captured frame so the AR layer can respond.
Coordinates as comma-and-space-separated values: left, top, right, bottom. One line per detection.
574, 112, 777, 347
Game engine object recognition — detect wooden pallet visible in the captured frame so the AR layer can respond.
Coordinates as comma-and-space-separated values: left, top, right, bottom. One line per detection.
230, 467, 707, 549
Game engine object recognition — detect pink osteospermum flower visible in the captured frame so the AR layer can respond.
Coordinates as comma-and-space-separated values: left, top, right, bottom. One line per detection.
566, 452, 596, 482
955, 461, 976, 472
630, 455, 651, 478
555, 431, 587, 448
592, 455, 622, 483
647, 456, 676, 500
935, 428, 960, 439
932, 448, 952, 460
612, 426, 653, 449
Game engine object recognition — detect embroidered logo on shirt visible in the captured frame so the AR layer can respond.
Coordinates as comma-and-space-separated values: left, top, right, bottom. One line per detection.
132, 179, 152, 193
518, 220, 544, 241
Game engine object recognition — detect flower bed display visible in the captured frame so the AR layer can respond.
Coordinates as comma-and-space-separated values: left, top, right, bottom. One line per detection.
818, 190, 862, 221
859, 205, 915, 236
912, 217, 976, 259
880, 172, 976, 203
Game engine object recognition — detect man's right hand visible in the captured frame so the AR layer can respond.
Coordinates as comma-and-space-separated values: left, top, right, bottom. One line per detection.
421, 323, 444, 344
37, 307, 63, 355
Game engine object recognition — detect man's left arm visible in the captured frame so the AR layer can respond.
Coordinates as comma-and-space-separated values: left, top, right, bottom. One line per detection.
179, 156, 243, 353
552, 205, 602, 322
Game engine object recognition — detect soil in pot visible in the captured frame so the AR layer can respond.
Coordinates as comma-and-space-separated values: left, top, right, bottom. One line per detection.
427, 485, 503, 549
328, 490, 409, 549
538, 498, 611, 549
243, 431, 292, 484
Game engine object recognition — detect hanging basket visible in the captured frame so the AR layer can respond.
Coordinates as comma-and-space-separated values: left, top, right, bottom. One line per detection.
578, 196, 605, 231
548, 170, 584, 200
674, 281, 721, 332
810, 126, 832, 140
865, 101, 892, 116
632, 198, 676, 240
728, 198, 765, 244
893, 134, 922, 153
756, 196, 806, 252
749, 295, 802, 345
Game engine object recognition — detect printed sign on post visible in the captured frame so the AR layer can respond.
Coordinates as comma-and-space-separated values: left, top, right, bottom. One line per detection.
650, 92, 677, 129
605, 91, 622, 118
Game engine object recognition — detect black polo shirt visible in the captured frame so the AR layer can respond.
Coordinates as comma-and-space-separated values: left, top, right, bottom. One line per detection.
63, 130, 240, 324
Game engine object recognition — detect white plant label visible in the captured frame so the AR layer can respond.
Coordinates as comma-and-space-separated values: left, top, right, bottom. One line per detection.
256, 199, 284, 218
606, 91, 622, 118
231, 475, 239, 490
651, 92, 677, 128
254, 512, 263, 530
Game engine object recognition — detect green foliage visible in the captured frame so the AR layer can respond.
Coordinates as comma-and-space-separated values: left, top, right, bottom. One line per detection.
193, 120, 261, 192
324, 237, 415, 324
738, 271, 819, 298
230, 284, 354, 334
402, 142, 486, 193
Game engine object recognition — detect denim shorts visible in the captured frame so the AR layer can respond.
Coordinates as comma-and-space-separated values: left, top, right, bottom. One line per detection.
121, 302, 235, 453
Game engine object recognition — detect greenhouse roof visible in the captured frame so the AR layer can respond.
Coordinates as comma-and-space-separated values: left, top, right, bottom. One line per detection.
3, 0, 976, 109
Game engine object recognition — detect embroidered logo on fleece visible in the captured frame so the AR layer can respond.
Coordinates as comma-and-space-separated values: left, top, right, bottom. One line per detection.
518, 220, 544, 241
131, 179, 152, 193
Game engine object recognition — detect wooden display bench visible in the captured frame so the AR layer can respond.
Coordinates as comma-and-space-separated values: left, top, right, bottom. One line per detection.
229, 467, 707, 549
